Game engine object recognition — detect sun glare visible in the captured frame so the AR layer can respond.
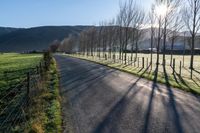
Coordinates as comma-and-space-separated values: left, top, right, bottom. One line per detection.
155, 4, 168, 17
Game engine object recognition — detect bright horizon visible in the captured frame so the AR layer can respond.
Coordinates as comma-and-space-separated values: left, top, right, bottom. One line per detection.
0, 0, 153, 28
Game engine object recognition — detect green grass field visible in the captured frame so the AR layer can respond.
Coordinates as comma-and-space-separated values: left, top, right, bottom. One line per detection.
68, 53, 200, 95
0, 53, 42, 91
0, 53, 43, 131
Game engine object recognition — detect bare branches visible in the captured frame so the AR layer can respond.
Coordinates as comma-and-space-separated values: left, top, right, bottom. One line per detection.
183, 0, 200, 35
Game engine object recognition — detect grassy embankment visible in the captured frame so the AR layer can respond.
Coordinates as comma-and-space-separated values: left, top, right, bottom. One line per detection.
66, 53, 200, 95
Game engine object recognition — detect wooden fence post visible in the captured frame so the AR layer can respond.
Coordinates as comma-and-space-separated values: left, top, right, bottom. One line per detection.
163, 59, 166, 66
146, 58, 149, 68
142, 57, 144, 68
39, 62, 42, 77
36, 66, 39, 74
27, 72, 30, 98
128, 56, 130, 65
179, 61, 182, 76
138, 57, 140, 67
134, 60, 136, 67
173, 58, 175, 74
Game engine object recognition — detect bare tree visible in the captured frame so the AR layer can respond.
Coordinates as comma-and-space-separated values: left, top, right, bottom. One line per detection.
183, 0, 200, 78
49, 40, 60, 53
169, 15, 183, 66
130, 5, 145, 63
149, 5, 156, 69
121, 0, 135, 64
116, 8, 125, 61
155, 0, 180, 65
60, 35, 75, 53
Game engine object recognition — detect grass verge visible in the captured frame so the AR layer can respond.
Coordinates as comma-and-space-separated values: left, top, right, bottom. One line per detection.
66, 54, 200, 96
28, 58, 62, 133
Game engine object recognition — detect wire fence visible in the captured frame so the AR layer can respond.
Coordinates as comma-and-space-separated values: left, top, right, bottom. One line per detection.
0, 53, 51, 132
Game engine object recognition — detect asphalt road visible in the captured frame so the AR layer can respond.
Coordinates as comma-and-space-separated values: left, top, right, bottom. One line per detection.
55, 55, 200, 133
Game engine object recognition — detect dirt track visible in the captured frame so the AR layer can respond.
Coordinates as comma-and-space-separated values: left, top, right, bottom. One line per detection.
55, 55, 200, 133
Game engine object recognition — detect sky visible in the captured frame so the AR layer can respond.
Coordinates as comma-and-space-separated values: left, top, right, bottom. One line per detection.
0, 0, 153, 28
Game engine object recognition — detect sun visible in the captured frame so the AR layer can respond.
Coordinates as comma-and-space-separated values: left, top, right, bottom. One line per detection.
155, 4, 168, 17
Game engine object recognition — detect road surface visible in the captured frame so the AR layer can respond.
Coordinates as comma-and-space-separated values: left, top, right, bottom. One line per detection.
54, 55, 200, 133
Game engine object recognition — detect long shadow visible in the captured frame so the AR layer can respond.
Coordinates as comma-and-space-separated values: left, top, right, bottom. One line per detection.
188, 69, 200, 82
192, 79, 200, 88
62, 68, 115, 93
142, 64, 158, 133
137, 67, 144, 73
60, 65, 100, 80
181, 67, 200, 83
172, 72, 182, 87
170, 66, 192, 90
61, 65, 111, 88
193, 69, 200, 75
122, 60, 135, 68
163, 64, 184, 133
69, 70, 116, 102
138, 64, 151, 73
92, 66, 150, 133
174, 71, 193, 91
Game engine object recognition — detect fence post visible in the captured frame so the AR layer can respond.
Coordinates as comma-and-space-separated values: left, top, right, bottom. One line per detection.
179, 61, 182, 76
128, 56, 130, 65
39, 62, 43, 77
163, 59, 166, 66
146, 58, 149, 68
142, 57, 144, 68
36, 66, 39, 74
27, 72, 30, 98
173, 58, 175, 74
138, 57, 140, 67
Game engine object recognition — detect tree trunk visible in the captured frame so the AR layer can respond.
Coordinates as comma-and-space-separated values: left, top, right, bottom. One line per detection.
170, 37, 175, 66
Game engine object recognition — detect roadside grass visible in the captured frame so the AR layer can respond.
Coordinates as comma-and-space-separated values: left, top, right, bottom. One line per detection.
66, 54, 200, 95
28, 58, 62, 133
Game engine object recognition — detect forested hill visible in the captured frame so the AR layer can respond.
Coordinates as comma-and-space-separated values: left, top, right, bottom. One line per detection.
0, 26, 90, 52
0, 27, 22, 36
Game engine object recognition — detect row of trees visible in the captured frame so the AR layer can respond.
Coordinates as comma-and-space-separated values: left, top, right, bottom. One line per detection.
56, 0, 200, 78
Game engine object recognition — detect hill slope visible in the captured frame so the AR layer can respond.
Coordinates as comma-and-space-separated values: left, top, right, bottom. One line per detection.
0, 26, 90, 52
0, 27, 22, 36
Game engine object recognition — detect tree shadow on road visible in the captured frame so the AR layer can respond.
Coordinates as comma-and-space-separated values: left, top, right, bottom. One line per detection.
162, 64, 184, 133
92, 66, 150, 133
142, 64, 159, 133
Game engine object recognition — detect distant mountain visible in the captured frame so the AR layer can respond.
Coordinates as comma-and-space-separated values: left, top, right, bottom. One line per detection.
0, 27, 22, 36
0, 26, 90, 52
0, 26, 199, 52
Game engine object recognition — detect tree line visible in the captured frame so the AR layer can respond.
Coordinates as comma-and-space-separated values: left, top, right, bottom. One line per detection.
51, 0, 200, 78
